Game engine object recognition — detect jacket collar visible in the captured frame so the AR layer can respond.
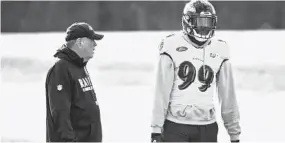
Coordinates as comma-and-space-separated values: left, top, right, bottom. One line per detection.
53, 45, 87, 67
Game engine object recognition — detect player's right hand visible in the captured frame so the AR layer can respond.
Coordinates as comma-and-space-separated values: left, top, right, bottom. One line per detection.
151, 133, 162, 143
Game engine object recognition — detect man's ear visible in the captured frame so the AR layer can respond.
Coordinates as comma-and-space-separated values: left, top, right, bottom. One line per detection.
76, 38, 83, 47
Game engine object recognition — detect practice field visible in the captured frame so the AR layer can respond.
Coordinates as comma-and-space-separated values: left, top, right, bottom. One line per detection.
1, 31, 285, 142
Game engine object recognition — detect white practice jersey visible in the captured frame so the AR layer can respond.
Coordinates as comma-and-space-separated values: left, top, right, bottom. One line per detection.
151, 31, 241, 141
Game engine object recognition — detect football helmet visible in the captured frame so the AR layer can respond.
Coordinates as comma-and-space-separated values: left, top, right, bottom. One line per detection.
182, 0, 217, 46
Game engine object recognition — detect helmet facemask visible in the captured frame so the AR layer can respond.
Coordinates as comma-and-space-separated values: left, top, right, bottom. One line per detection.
182, 12, 217, 42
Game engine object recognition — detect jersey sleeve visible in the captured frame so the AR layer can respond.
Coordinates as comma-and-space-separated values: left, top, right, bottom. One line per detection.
151, 45, 175, 133
158, 33, 175, 54
216, 43, 241, 141
217, 39, 230, 60
46, 63, 77, 141
158, 39, 167, 54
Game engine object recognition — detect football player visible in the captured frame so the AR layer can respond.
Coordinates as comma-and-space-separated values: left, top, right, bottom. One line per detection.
151, 0, 241, 142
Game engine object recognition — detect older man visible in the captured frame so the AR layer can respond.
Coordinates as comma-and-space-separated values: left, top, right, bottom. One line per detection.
45, 22, 104, 142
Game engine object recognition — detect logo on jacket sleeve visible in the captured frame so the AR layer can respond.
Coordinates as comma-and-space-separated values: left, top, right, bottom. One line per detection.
57, 84, 63, 91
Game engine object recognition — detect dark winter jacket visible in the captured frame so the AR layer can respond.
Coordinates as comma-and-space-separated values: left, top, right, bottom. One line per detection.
45, 46, 102, 142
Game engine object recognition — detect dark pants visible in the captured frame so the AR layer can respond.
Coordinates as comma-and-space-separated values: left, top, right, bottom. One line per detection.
161, 120, 218, 142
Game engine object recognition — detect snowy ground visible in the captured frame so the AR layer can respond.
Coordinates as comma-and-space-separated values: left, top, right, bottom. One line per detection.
1, 31, 285, 142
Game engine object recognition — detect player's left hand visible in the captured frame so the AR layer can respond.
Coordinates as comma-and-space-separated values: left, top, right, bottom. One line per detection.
151, 133, 162, 143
